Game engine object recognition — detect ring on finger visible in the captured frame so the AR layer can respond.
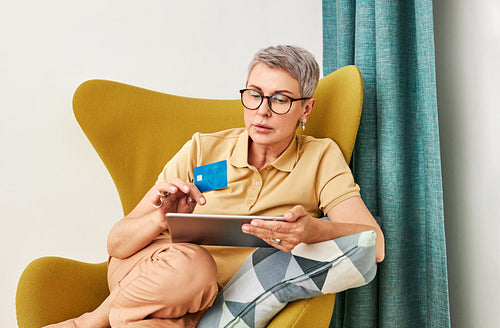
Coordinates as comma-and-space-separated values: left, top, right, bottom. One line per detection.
153, 197, 164, 209
158, 191, 170, 197
187, 196, 197, 204
269, 237, 281, 245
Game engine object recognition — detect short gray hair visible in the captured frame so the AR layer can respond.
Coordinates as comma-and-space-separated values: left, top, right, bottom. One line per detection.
248, 45, 320, 98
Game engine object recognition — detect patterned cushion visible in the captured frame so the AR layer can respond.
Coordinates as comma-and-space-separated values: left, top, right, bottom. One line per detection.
198, 230, 377, 328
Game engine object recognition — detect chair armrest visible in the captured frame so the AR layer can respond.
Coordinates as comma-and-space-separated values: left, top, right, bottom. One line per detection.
16, 257, 108, 328
16, 256, 334, 328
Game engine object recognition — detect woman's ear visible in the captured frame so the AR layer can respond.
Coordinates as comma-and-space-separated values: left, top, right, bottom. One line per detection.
301, 97, 315, 122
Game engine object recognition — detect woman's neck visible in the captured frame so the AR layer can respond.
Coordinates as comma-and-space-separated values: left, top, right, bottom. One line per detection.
247, 137, 291, 170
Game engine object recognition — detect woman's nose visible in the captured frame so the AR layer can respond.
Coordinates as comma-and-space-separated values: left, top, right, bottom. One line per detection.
256, 98, 272, 116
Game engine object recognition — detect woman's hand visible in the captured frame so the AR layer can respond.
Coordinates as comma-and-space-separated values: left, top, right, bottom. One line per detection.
242, 205, 313, 252
107, 178, 205, 259
151, 178, 206, 228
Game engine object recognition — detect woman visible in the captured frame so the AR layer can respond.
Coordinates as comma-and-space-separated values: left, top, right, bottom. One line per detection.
47, 45, 384, 328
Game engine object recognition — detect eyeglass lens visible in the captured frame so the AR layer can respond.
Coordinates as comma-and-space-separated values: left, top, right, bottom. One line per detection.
240, 89, 292, 114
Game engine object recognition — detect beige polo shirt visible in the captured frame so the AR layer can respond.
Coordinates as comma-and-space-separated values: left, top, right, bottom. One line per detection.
157, 127, 359, 218
156, 128, 360, 285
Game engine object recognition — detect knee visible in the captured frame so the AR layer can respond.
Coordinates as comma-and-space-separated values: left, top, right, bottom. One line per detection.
107, 243, 219, 322
149, 243, 218, 295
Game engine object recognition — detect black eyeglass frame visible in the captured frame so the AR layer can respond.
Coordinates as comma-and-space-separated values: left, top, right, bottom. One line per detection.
239, 88, 311, 115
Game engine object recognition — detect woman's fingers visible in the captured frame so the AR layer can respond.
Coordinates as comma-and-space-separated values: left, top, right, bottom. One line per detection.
242, 219, 300, 252
283, 205, 308, 222
186, 185, 206, 205
154, 179, 206, 214
243, 223, 286, 250
166, 178, 205, 204
242, 206, 312, 252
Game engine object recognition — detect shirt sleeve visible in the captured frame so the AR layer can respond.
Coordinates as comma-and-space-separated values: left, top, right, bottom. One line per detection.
316, 140, 360, 215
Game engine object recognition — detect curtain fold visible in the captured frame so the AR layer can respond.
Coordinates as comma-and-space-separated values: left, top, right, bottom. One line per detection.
323, 0, 450, 327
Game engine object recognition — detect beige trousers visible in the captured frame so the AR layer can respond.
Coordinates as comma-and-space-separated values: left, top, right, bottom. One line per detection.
106, 236, 218, 327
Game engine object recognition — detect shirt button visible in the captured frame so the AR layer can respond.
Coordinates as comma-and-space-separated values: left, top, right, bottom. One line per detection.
255, 181, 261, 186
247, 200, 253, 203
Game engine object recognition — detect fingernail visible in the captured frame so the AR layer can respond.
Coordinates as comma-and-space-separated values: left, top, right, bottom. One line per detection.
284, 213, 293, 219
170, 186, 177, 192
183, 186, 189, 192
199, 197, 206, 205
242, 225, 249, 233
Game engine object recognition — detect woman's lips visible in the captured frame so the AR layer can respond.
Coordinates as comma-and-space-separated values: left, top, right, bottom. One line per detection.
253, 124, 273, 133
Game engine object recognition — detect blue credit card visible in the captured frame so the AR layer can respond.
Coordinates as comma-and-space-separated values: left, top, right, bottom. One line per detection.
193, 160, 228, 193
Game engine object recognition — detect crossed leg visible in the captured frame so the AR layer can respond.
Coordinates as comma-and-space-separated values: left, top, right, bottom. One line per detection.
43, 237, 218, 328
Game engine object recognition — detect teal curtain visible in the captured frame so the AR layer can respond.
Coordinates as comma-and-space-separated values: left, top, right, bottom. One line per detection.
323, 1, 450, 327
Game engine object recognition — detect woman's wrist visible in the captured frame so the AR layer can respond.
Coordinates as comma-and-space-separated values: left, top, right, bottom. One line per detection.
301, 216, 331, 244
152, 210, 169, 231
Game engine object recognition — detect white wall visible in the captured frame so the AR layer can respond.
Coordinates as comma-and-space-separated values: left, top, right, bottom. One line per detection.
0, 1, 322, 326
4, 1, 499, 327
434, 0, 500, 327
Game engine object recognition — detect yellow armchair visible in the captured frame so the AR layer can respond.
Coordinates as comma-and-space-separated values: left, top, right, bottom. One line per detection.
16, 65, 363, 328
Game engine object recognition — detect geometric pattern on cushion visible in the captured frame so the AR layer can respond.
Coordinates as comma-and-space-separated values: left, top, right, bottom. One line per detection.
198, 230, 377, 328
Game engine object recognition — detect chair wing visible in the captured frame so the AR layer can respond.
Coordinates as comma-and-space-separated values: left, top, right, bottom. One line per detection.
73, 82, 242, 215
302, 65, 363, 163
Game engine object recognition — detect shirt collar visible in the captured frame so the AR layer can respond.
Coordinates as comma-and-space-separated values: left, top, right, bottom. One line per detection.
230, 130, 298, 172
230, 130, 249, 168
272, 135, 298, 172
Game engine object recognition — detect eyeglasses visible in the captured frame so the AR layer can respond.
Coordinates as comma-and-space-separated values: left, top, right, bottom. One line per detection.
239, 89, 310, 115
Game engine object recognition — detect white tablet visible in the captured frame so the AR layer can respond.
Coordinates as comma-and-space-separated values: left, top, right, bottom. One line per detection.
165, 213, 284, 247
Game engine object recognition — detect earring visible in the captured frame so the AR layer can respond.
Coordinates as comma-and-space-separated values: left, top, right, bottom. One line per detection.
300, 119, 306, 131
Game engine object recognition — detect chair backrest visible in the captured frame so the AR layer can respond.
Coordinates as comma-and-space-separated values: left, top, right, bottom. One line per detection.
73, 65, 363, 215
